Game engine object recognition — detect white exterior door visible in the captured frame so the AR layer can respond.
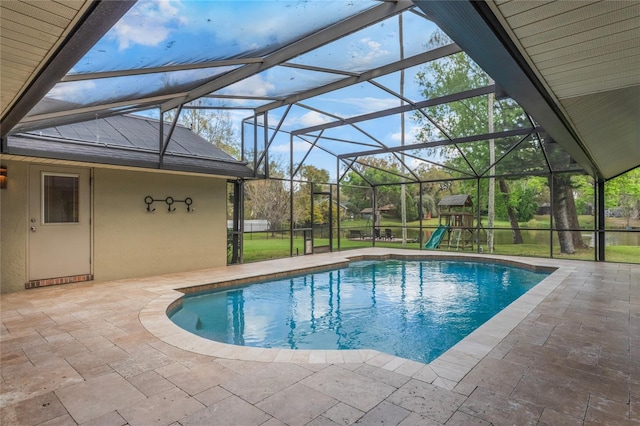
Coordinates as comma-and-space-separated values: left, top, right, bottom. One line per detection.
29, 165, 91, 281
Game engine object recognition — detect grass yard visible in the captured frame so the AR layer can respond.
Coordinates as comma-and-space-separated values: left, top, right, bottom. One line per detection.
605, 246, 640, 263
236, 215, 639, 264
241, 234, 301, 262
341, 214, 640, 230
240, 236, 640, 264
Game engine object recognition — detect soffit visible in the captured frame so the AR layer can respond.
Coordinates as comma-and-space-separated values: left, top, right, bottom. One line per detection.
487, 0, 640, 178
0, 0, 94, 118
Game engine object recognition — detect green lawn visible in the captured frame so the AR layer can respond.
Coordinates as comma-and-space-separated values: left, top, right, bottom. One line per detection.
236, 215, 638, 264
241, 234, 301, 262
237, 230, 639, 265
340, 214, 616, 230
605, 246, 640, 263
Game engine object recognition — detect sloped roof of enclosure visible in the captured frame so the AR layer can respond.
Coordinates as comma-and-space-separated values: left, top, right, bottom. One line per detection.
1, 0, 638, 181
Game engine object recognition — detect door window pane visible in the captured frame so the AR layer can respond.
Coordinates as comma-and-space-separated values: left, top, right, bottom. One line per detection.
43, 174, 79, 223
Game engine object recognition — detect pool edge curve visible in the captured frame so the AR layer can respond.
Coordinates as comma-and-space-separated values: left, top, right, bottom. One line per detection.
139, 248, 573, 390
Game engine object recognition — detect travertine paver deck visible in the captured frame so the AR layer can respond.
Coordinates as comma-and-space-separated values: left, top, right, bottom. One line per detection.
1, 248, 638, 425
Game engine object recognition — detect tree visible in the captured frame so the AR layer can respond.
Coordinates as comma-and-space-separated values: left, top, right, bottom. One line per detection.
404, 193, 419, 222
342, 157, 396, 210
495, 179, 539, 223
298, 164, 330, 185
244, 158, 290, 236
342, 157, 420, 222
244, 180, 290, 236
498, 179, 523, 244
549, 174, 582, 253
417, 166, 462, 214
413, 31, 528, 244
166, 100, 240, 158
414, 30, 589, 253
606, 167, 640, 227
293, 165, 331, 226
568, 174, 593, 215
340, 181, 373, 219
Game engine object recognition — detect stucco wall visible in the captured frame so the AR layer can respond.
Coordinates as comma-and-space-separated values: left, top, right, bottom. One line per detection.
93, 168, 227, 281
0, 162, 228, 293
0, 160, 28, 293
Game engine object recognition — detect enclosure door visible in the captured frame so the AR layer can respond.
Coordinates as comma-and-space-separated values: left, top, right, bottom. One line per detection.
313, 189, 333, 253
29, 165, 91, 281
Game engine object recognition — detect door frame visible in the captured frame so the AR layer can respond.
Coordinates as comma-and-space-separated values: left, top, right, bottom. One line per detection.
26, 164, 94, 288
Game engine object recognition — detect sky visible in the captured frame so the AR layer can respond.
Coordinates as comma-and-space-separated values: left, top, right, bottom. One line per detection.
40, 0, 505, 181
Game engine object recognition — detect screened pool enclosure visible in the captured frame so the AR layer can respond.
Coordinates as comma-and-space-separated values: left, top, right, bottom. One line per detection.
3, 0, 639, 265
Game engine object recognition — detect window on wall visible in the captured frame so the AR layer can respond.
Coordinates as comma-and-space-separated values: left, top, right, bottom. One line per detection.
43, 173, 79, 223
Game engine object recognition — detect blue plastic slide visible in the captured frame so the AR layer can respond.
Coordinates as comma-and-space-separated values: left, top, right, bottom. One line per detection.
424, 225, 448, 249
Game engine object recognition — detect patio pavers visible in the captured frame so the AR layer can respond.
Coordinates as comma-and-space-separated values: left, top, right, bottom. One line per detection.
222, 362, 314, 405
54, 373, 146, 424
353, 400, 410, 425
256, 382, 337, 426
459, 386, 544, 425
117, 387, 205, 426
1, 248, 639, 425
387, 379, 467, 423
301, 365, 397, 413
178, 395, 271, 426
322, 402, 364, 425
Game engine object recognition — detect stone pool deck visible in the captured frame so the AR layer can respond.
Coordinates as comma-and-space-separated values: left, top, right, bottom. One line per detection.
1, 248, 638, 425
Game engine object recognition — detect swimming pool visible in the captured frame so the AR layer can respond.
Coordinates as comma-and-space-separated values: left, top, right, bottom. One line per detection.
169, 259, 549, 364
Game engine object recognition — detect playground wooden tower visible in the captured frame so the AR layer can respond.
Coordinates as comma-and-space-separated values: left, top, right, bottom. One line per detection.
438, 194, 475, 250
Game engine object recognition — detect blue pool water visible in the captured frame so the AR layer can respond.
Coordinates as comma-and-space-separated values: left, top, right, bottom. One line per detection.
169, 259, 549, 363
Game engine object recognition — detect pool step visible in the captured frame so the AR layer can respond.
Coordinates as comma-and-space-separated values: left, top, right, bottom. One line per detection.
171, 309, 202, 330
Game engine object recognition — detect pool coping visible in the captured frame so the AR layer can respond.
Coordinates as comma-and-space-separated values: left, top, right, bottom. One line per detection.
139, 248, 573, 390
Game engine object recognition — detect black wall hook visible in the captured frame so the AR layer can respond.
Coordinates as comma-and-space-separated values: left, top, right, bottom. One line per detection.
165, 196, 176, 212
144, 196, 156, 212
144, 195, 194, 213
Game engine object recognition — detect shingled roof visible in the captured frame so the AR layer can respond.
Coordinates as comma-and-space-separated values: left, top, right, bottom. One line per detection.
438, 195, 473, 207
6, 114, 253, 178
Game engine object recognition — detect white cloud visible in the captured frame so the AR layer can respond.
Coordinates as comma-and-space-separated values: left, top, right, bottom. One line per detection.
407, 157, 428, 169
347, 36, 392, 69
200, 2, 370, 53
299, 111, 333, 127
391, 125, 420, 144
271, 110, 335, 131
48, 80, 97, 103
362, 38, 382, 51
322, 96, 398, 115
223, 74, 276, 97
111, 0, 186, 50
271, 141, 312, 153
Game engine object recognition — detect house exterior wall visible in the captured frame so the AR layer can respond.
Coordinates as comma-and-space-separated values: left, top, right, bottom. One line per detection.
0, 160, 228, 293
93, 168, 227, 281
0, 160, 29, 293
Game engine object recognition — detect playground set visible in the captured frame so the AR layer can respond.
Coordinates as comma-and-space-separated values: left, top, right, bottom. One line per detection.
424, 194, 476, 250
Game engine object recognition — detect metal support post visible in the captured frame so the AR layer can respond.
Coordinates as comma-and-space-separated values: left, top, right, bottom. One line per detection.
597, 178, 605, 261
